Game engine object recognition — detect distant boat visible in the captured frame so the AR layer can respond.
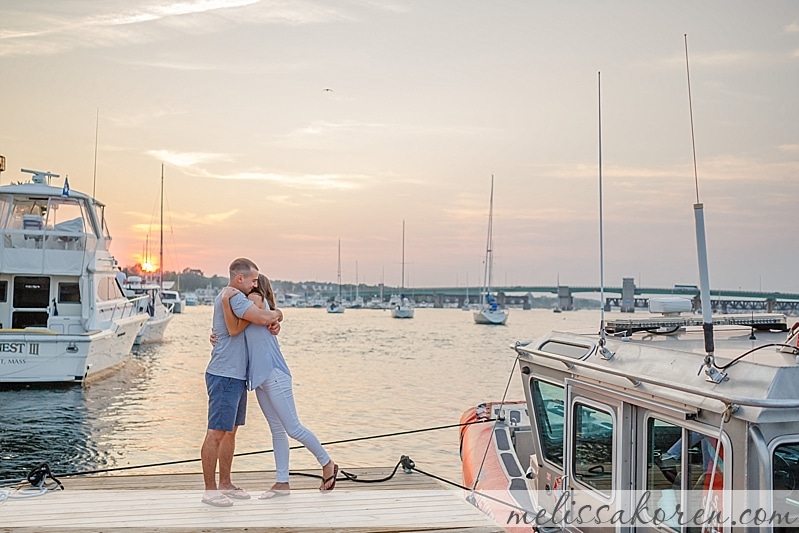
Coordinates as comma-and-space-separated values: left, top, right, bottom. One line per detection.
327, 239, 345, 314
473, 175, 508, 325
161, 289, 184, 313
366, 297, 384, 309
461, 272, 472, 311
123, 166, 174, 343
391, 220, 414, 319
349, 261, 364, 308
184, 293, 198, 306
122, 276, 173, 344
0, 168, 149, 383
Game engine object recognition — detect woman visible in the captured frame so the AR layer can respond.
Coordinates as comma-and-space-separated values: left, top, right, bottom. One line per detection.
221, 274, 337, 498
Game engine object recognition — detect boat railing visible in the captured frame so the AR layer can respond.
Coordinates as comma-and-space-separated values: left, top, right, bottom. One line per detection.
98, 295, 149, 323
516, 343, 799, 410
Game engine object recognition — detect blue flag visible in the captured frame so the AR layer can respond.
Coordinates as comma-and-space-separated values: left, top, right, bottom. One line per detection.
62, 177, 70, 197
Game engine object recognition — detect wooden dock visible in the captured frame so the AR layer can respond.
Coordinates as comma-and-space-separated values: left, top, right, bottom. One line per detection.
0, 467, 506, 532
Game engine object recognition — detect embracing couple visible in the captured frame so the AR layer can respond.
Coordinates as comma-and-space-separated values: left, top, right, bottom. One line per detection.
200, 257, 337, 507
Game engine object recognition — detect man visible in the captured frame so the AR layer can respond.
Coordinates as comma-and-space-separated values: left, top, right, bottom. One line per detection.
201, 257, 283, 507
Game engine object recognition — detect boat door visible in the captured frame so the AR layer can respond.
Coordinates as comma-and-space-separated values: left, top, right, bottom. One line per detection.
11, 276, 50, 329
563, 379, 633, 532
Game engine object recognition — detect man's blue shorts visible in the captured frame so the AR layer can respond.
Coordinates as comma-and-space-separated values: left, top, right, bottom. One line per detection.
206, 372, 247, 431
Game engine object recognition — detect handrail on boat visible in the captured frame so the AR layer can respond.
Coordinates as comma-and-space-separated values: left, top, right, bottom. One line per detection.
514, 342, 799, 410
101, 295, 148, 320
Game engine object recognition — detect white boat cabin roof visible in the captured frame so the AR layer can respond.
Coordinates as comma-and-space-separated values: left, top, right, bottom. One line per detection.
517, 315, 799, 424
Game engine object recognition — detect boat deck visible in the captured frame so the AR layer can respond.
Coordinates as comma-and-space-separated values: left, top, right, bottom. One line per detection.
0, 467, 506, 532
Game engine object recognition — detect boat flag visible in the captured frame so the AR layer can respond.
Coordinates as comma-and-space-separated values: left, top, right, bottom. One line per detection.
62, 177, 70, 197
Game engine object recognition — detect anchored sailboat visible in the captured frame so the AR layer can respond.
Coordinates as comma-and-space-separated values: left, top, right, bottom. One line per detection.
391, 220, 414, 319
121, 164, 174, 343
327, 239, 345, 314
473, 175, 508, 325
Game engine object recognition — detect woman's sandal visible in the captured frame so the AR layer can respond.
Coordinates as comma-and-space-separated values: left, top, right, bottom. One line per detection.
319, 463, 338, 493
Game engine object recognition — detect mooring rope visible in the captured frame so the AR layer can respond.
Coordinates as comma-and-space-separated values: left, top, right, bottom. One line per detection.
0, 418, 495, 488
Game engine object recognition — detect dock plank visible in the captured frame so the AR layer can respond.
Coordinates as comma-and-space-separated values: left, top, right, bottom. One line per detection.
0, 468, 506, 533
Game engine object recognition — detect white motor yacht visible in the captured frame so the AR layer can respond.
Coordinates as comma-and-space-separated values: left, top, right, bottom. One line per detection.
121, 276, 174, 344
160, 289, 184, 313
0, 169, 149, 384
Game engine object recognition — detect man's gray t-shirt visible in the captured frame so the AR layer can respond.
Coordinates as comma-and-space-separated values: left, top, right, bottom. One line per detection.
206, 292, 253, 380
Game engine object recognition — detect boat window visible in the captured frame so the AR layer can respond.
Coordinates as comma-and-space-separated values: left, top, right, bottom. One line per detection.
58, 282, 81, 303
646, 416, 725, 530
13, 277, 50, 308
572, 403, 614, 496
0, 195, 11, 226
8, 198, 48, 230
685, 429, 724, 524
531, 379, 564, 467
0, 280, 6, 302
95, 203, 112, 240
97, 277, 125, 301
539, 340, 593, 359
646, 417, 683, 531
45, 198, 93, 237
773, 442, 799, 523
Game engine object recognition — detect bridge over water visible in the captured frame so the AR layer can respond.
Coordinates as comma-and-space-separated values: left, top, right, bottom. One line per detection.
342, 278, 799, 313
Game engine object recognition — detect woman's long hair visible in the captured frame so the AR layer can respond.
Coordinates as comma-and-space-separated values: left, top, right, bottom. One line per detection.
253, 273, 277, 310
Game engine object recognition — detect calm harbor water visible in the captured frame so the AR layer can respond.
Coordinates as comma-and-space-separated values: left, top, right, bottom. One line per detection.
0, 306, 604, 486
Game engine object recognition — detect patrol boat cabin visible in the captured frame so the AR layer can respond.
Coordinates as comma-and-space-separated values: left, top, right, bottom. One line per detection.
510, 313, 799, 532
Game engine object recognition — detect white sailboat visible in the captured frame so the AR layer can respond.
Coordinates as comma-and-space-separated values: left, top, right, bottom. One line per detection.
122, 165, 174, 343
349, 261, 364, 309
327, 239, 345, 314
461, 272, 471, 311
391, 220, 414, 319
473, 175, 508, 325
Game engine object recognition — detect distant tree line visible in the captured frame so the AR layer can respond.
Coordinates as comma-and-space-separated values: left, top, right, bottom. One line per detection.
119, 266, 600, 309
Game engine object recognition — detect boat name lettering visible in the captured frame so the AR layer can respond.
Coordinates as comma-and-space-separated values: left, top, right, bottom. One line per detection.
0, 358, 26, 365
0, 342, 25, 353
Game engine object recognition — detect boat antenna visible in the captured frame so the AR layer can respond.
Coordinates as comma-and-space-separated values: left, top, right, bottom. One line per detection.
597, 71, 613, 360
685, 34, 715, 361
92, 108, 99, 201
160, 163, 164, 289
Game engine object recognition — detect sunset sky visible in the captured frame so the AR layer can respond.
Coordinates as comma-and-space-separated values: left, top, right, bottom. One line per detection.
1, 1, 797, 292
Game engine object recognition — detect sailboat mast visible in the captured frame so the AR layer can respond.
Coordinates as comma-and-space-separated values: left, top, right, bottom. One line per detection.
482, 175, 495, 299
337, 239, 342, 299
401, 220, 405, 292
159, 164, 164, 289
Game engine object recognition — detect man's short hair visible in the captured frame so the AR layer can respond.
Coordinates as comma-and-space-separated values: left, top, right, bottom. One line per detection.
229, 257, 259, 278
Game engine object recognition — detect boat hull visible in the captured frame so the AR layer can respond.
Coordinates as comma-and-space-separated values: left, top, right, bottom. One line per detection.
391, 307, 414, 318
473, 308, 509, 325
135, 313, 173, 345
0, 313, 148, 383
